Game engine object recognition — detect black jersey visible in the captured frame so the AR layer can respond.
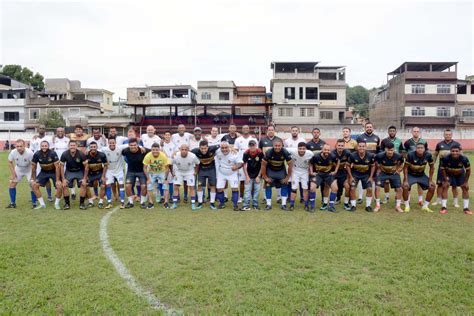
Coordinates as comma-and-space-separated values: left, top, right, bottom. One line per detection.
191, 145, 219, 170
122, 148, 150, 173
331, 149, 351, 172
306, 138, 326, 154
221, 134, 238, 145
440, 154, 470, 176
242, 149, 264, 179
86, 151, 107, 175
310, 152, 337, 174
263, 148, 291, 172
405, 151, 434, 177
259, 136, 283, 153
32, 149, 59, 173
375, 152, 404, 174
60, 150, 87, 172
356, 133, 380, 154
348, 151, 375, 176
435, 140, 461, 160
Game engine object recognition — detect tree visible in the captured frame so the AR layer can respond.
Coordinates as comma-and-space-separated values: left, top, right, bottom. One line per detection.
38, 111, 65, 129
0, 64, 45, 91
346, 85, 369, 118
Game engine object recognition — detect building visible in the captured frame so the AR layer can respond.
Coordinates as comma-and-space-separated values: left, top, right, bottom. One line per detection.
0, 75, 30, 131
370, 62, 458, 129
270, 61, 347, 130
42, 78, 114, 111
456, 76, 474, 129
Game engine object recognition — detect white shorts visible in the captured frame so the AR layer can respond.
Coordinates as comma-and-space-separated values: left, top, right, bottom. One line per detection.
238, 168, 246, 181
13, 168, 32, 183
291, 170, 309, 190
217, 171, 239, 189
106, 170, 125, 185
174, 173, 195, 186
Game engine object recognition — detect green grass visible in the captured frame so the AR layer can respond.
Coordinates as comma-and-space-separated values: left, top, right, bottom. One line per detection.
0, 152, 473, 314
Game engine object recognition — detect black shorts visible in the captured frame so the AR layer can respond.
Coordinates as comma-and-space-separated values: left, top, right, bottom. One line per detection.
436, 167, 444, 185
446, 173, 466, 187
87, 173, 104, 187
376, 172, 401, 189
350, 173, 372, 189
311, 173, 335, 188
266, 168, 286, 189
198, 168, 217, 187
125, 171, 147, 187
65, 170, 84, 188
407, 174, 430, 191
335, 171, 347, 188
36, 172, 56, 187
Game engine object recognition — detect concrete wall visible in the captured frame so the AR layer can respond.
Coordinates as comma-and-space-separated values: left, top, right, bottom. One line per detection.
0, 99, 26, 131
404, 83, 456, 94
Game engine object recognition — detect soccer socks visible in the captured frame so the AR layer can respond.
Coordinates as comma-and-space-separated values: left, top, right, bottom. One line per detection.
265, 187, 272, 206
290, 198, 295, 207
442, 199, 447, 208
136, 186, 141, 197
9, 188, 16, 204
329, 192, 337, 205
384, 192, 390, 200
375, 198, 381, 206
232, 191, 238, 207
173, 194, 179, 203
197, 190, 204, 203
31, 191, 37, 204
38, 197, 46, 206
281, 186, 288, 205
423, 201, 430, 208
46, 186, 52, 199
350, 200, 357, 207
396, 199, 401, 207
366, 197, 372, 207
158, 183, 164, 199
168, 185, 174, 199
309, 191, 316, 208
453, 197, 459, 206
93, 186, 99, 197
64, 196, 70, 205
216, 191, 225, 205
119, 188, 125, 202
210, 192, 216, 203
418, 195, 424, 203
105, 186, 112, 202
323, 197, 329, 205
128, 196, 134, 203
404, 200, 410, 207
463, 199, 469, 209
344, 197, 350, 204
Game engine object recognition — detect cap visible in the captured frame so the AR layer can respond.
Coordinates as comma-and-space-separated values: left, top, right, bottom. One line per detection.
249, 140, 257, 146
194, 127, 202, 132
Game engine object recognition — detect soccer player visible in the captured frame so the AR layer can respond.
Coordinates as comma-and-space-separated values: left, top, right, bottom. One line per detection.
30, 124, 52, 153
402, 143, 435, 213
161, 131, 178, 202
432, 129, 461, 207
347, 141, 376, 212
242, 140, 264, 211
171, 124, 192, 148
31, 140, 62, 210
259, 125, 282, 153
306, 128, 326, 154
221, 124, 239, 148
87, 128, 107, 150
7, 139, 36, 209
235, 125, 258, 202
108, 127, 128, 146
59, 141, 88, 210
189, 127, 204, 150
122, 138, 150, 209
439, 145, 471, 215
101, 137, 127, 209
284, 126, 306, 149
69, 124, 90, 153
332, 139, 351, 210
379, 125, 404, 204
83, 142, 108, 209
170, 144, 200, 210
287, 142, 314, 211
215, 142, 243, 211
141, 125, 161, 149
205, 126, 223, 146
52, 127, 70, 159
192, 140, 219, 209
309, 143, 339, 213
143, 143, 170, 209
356, 122, 380, 204
261, 139, 292, 211
342, 127, 358, 151
374, 142, 404, 213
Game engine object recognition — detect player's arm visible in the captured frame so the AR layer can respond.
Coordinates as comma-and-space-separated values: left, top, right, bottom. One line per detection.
440, 161, 448, 183
464, 167, 471, 186
368, 160, 375, 182
285, 159, 293, 183
345, 160, 354, 182
331, 159, 340, 176
54, 161, 62, 186
7, 159, 16, 181
101, 161, 108, 183
83, 160, 89, 182
428, 161, 435, 187
261, 159, 270, 182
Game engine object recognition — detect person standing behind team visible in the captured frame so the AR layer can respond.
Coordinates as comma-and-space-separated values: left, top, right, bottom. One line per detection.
52, 127, 70, 159
242, 140, 264, 211
284, 126, 306, 149
221, 124, 239, 149
206, 126, 223, 146
379, 125, 404, 205
6, 139, 36, 209
332, 139, 352, 211
87, 128, 107, 150
189, 127, 204, 151
342, 127, 358, 151
171, 124, 192, 148
170, 144, 200, 210
59, 141, 88, 210
69, 124, 90, 153
215, 142, 243, 211
286, 142, 314, 211
141, 125, 161, 149
235, 125, 258, 204
143, 143, 170, 209
161, 131, 178, 202
122, 138, 150, 209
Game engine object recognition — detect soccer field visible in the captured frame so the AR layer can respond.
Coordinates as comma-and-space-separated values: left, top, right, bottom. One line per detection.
0, 152, 473, 314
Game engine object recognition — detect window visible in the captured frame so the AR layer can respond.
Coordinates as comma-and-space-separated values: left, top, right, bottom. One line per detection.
300, 108, 315, 117
320, 92, 337, 100
411, 106, 425, 116
69, 108, 80, 116
172, 89, 189, 98
29, 108, 40, 120
305, 87, 318, 99
411, 84, 425, 94
299, 87, 303, 100
320, 111, 333, 120
471, 85, 474, 94
437, 107, 450, 117
284, 87, 295, 100
19, 92, 25, 99
201, 92, 211, 100
219, 92, 230, 101
139, 91, 146, 97
0, 93, 3, 99
278, 107, 293, 117
251, 96, 262, 103
437, 84, 451, 94
107, 97, 110, 104
457, 85, 467, 94
152, 89, 171, 99
319, 72, 337, 80
462, 109, 474, 117
7, 93, 14, 99
4, 112, 19, 121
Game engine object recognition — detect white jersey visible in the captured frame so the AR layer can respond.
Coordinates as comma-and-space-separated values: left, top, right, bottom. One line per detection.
215, 149, 242, 176
100, 146, 126, 174
284, 137, 306, 149
52, 136, 70, 158
205, 134, 223, 147
235, 136, 258, 154
172, 152, 200, 175
162, 141, 178, 158
109, 135, 128, 146
189, 136, 205, 151
287, 148, 313, 172
171, 132, 192, 148
87, 136, 107, 150
30, 135, 52, 153
8, 148, 34, 172
141, 134, 162, 149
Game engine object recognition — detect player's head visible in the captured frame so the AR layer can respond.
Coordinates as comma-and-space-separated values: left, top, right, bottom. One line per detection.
40, 140, 50, 152
15, 139, 25, 153
151, 143, 160, 156
146, 125, 155, 136
312, 127, 321, 139
444, 129, 453, 142
412, 127, 420, 138
74, 124, 83, 136
56, 127, 65, 138
266, 125, 275, 137
220, 141, 230, 154
241, 125, 249, 135
211, 126, 219, 137
450, 144, 461, 158
199, 140, 209, 154
177, 124, 186, 135
415, 142, 425, 155
384, 141, 395, 156
357, 140, 366, 153
163, 131, 171, 141
297, 141, 306, 156
127, 128, 137, 139
291, 126, 299, 138
273, 139, 283, 152
93, 128, 101, 139
68, 140, 77, 153
365, 122, 374, 134
228, 124, 237, 134
336, 138, 345, 151
128, 138, 138, 152
248, 139, 257, 153
321, 143, 331, 156
109, 127, 117, 137
388, 125, 397, 138
107, 137, 116, 150
193, 127, 202, 138
38, 124, 46, 136
342, 127, 351, 138
89, 141, 98, 153
179, 143, 189, 156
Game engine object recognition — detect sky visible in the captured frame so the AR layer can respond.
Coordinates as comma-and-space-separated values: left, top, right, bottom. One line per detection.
0, 0, 473, 100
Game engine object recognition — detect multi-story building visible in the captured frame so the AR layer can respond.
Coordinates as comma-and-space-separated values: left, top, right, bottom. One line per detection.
0, 75, 30, 131
197, 81, 236, 104
456, 75, 474, 129
370, 62, 458, 129
270, 61, 347, 130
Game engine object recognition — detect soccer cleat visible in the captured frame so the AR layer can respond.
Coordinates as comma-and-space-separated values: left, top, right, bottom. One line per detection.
71, 193, 76, 201
289, 205, 294, 211
192, 203, 202, 211
63, 204, 70, 210
395, 205, 404, 213
87, 202, 94, 208
147, 203, 154, 209
253, 205, 260, 210
328, 205, 337, 213
264, 205, 272, 211
421, 206, 434, 213
404, 206, 411, 213
463, 208, 472, 215
281, 205, 288, 211
365, 206, 373, 212
233, 205, 240, 211
197, 203, 203, 209
357, 198, 363, 205
54, 203, 61, 210
309, 207, 316, 213
164, 203, 170, 209
140, 203, 146, 209
304, 205, 310, 212
79, 204, 87, 210
320, 203, 328, 211
431, 200, 439, 206
349, 206, 357, 212
125, 202, 134, 209
120, 202, 125, 209
6, 203, 16, 209
105, 203, 113, 209
276, 198, 282, 204
334, 198, 341, 205
47, 197, 53, 202
241, 206, 251, 211
454, 203, 460, 208
218, 204, 226, 209
31, 203, 37, 209
374, 204, 381, 213
171, 202, 178, 209
209, 203, 217, 210
98, 203, 104, 209
439, 207, 448, 214
183, 197, 188, 203
34, 204, 46, 210
344, 203, 351, 211
418, 200, 424, 207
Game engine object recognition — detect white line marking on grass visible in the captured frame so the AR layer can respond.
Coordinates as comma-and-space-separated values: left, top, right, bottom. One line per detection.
100, 207, 180, 314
